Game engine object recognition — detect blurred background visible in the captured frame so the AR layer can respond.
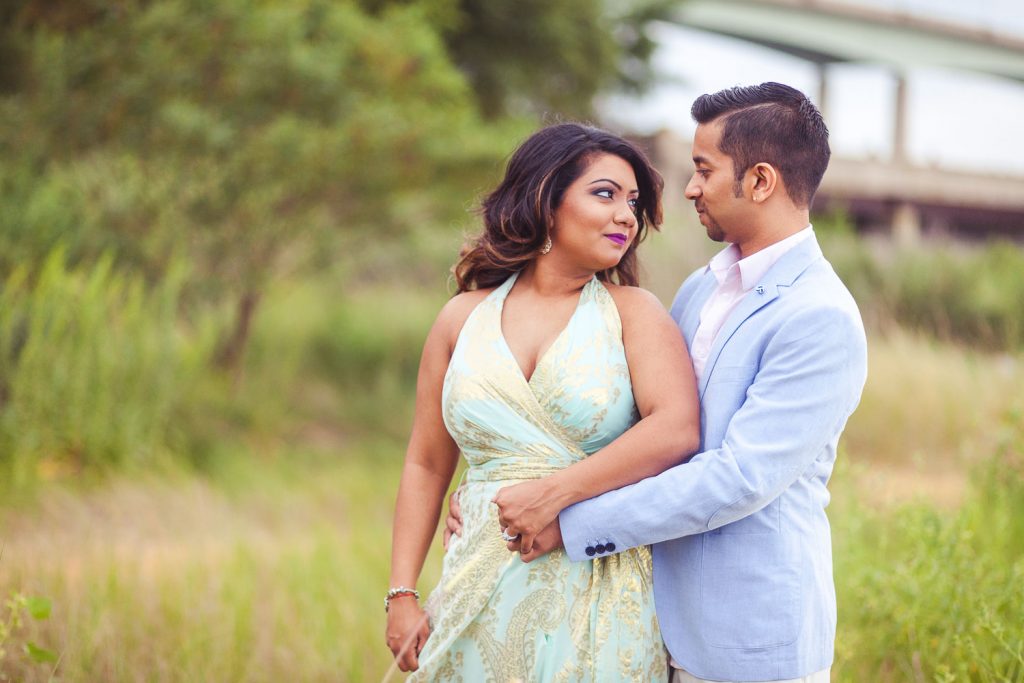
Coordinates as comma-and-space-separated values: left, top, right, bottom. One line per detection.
0, 0, 1021, 681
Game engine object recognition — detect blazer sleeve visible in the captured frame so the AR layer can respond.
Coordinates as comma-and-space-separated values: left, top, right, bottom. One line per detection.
559, 303, 867, 561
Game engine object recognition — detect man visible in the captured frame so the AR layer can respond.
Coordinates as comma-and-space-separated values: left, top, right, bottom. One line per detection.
449, 82, 867, 682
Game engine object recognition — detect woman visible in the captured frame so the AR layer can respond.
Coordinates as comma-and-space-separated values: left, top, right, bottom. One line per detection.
386, 123, 700, 681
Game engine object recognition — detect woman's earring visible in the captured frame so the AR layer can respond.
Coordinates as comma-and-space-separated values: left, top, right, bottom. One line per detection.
540, 236, 552, 255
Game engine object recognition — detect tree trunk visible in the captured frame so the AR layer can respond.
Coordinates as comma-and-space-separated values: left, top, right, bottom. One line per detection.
215, 289, 261, 375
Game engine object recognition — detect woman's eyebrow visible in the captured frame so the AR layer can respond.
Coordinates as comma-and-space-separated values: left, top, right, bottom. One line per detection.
587, 178, 623, 190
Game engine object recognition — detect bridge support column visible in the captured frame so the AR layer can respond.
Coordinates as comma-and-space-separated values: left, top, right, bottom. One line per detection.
893, 73, 908, 164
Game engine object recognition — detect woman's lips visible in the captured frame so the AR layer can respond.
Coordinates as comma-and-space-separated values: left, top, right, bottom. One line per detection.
605, 233, 627, 246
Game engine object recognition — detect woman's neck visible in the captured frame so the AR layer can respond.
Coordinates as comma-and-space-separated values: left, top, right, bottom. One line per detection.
517, 260, 593, 298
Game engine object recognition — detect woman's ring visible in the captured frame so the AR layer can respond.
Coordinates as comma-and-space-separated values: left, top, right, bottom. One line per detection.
501, 528, 520, 543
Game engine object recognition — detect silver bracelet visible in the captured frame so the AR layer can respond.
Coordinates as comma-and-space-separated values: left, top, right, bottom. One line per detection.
385, 586, 420, 612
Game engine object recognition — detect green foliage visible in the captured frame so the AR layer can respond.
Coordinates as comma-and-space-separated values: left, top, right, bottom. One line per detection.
0, 0, 519, 370
443, 0, 618, 119
23, 598, 51, 622
311, 286, 441, 388
821, 230, 1024, 352
833, 422, 1024, 681
0, 592, 57, 678
0, 249, 214, 485
0, 0, 676, 484
0, 0, 503, 268
0, 0, 674, 289
353, 0, 676, 120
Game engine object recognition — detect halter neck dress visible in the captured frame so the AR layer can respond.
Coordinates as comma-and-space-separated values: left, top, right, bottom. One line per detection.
411, 272, 665, 682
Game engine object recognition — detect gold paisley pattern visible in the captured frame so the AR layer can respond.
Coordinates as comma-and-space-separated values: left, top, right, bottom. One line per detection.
411, 274, 666, 682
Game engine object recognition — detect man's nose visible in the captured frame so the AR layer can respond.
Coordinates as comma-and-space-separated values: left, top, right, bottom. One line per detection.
684, 175, 701, 200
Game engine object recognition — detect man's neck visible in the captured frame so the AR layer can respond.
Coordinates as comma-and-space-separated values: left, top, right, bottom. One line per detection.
736, 213, 810, 259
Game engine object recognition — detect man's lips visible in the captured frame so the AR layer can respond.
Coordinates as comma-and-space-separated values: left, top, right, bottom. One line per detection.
605, 233, 628, 246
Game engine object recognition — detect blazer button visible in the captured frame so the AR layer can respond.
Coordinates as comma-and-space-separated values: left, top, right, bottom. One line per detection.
605, 542, 616, 552
585, 546, 596, 557
595, 544, 606, 554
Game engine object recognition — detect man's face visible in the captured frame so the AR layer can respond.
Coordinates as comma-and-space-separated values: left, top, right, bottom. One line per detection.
684, 119, 749, 244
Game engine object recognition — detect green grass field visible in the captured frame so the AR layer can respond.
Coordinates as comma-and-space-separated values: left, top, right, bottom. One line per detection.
2, 325, 1022, 682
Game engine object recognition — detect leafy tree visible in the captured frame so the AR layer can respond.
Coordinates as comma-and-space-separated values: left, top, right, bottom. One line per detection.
0, 0, 672, 371
441, 0, 677, 119
0, 0, 512, 369
354, 0, 675, 119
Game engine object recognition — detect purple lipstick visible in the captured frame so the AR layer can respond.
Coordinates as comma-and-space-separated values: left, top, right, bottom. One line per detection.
606, 233, 628, 246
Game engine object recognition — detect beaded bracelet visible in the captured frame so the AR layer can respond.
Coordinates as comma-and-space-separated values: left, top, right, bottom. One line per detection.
385, 586, 420, 612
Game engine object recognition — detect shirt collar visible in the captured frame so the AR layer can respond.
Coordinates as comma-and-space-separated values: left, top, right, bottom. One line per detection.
706, 243, 742, 286
705, 225, 815, 291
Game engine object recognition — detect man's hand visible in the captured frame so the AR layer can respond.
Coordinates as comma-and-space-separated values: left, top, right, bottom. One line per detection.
506, 518, 563, 562
442, 486, 463, 551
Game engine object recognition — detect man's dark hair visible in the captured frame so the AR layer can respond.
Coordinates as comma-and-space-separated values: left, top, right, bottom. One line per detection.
691, 82, 830, 206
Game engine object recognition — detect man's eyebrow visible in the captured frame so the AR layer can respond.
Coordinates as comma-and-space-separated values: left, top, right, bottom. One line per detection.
693, 155, 710, 166
587, 178, 623, 190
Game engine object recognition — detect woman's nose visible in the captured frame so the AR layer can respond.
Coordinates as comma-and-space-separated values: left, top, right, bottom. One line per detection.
616, 204, 637, 227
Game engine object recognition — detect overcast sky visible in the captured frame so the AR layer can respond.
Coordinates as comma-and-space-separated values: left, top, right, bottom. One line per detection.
600, 1, 1024, 174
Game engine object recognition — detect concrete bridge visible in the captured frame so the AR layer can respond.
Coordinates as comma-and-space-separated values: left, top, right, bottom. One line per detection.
653, 0, 1024, 241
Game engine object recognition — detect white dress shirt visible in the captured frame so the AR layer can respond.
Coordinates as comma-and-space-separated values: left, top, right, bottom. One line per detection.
690, 226, 815, 382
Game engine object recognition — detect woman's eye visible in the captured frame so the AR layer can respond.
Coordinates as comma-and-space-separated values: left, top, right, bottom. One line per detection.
595, 189, 614, 199
628, 197, 639, 209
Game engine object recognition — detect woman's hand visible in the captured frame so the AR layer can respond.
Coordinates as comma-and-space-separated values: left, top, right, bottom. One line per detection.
493, 477, 563, 555
385, 597, 431, 672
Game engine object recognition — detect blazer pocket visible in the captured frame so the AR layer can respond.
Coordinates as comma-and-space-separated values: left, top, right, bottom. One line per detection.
700, 533, 802, 649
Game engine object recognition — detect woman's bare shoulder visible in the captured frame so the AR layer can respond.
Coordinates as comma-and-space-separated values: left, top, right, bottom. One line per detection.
433, 287, 496, 348
603, 283, 673, 328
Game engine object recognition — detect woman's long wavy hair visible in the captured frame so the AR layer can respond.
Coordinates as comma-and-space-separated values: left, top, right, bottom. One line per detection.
453, 123, 664, 293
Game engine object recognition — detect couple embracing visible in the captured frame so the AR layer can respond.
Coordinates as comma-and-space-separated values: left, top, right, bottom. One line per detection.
386, 82, 867, 683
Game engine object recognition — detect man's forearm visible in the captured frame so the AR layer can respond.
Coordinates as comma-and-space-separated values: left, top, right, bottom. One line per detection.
560, 307, 866, 560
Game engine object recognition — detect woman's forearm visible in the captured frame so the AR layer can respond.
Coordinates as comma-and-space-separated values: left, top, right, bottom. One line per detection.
389, 460, 455, 587
545, 409, 698, 510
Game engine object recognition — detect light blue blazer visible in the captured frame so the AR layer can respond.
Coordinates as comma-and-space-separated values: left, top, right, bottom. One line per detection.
560, 235, 867, 681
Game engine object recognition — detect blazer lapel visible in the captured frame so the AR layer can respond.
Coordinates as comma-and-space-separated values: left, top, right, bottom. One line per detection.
698, 236, 825, 399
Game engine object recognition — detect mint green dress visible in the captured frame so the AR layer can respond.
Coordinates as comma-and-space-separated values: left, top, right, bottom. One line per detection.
411, 273, 666, 682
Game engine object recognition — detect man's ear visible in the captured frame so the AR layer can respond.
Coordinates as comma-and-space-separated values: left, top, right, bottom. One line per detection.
748, 162, 779, 203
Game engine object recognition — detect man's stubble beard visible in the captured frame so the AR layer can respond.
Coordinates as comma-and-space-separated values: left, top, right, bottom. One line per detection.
703, 214, 726, 243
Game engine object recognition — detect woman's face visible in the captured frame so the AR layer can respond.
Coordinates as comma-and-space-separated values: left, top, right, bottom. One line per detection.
549, 153, 639, 273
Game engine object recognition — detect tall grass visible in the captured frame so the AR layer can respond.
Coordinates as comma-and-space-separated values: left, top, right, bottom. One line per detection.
832, 436, 1024, 681
0, 442, 445, 682
0, 250, 215, 487
844, 327, 1022, 485
819, 225, 1024, 352
1, 423, 1020, 682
